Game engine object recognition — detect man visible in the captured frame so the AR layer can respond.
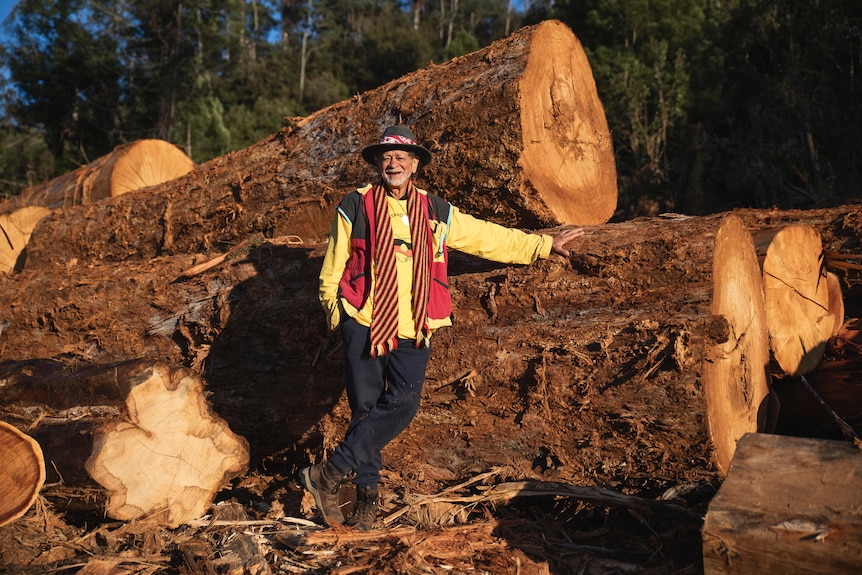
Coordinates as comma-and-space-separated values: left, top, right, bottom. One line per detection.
300, 125, 584, 530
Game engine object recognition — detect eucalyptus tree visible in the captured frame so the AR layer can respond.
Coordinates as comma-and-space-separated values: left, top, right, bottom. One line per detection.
3, 0, 126, 172
705, 0, 862, 211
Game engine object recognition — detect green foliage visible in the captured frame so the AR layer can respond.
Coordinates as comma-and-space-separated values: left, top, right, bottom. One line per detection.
0, 0, 858, 218
444, 29, 479, 60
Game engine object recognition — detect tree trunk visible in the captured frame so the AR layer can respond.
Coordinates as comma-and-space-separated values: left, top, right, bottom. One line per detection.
21, 20, 615, 270
0, 421, 45, 527
702, 432, 862, 575
0, 359, 249, 527
702, 214, 774, 477
0, 140, 194, 215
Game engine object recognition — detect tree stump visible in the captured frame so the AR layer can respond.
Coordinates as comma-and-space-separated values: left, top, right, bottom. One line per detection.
0, 359, 250, 527
0, 421, 45, 527
703, 432, 862, 574
703, 214, 774, 476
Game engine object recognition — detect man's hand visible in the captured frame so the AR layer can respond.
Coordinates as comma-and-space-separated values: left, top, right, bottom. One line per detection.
551, 227, 585, 257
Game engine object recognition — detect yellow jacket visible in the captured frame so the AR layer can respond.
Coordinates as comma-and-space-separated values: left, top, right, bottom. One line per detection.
319, 184, 553, 339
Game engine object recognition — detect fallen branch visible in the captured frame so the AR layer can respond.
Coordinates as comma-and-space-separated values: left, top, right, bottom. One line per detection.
383, 475, 699, 527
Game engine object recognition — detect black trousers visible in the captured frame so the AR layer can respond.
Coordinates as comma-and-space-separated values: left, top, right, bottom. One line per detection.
328, 317, 432, 488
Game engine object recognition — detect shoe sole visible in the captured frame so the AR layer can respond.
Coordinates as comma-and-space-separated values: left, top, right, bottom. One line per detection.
299, 467, 341, 526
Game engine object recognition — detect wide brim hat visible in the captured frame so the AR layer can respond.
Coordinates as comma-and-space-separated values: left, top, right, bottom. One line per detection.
361, 125, 432, 167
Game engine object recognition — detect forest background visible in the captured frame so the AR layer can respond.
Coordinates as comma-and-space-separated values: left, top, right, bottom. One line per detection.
0, 0, 859, 220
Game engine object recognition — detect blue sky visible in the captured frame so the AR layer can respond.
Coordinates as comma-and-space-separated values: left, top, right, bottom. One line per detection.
0, 1, 14, 25
0, 1, 16, 39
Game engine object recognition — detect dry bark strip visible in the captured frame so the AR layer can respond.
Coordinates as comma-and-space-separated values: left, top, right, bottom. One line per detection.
21, 19, 615, 271
0, 359, 249, 527
703, 432, 862, 575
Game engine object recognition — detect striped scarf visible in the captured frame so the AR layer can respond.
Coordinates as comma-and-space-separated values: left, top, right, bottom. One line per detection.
369, 180, 432, 357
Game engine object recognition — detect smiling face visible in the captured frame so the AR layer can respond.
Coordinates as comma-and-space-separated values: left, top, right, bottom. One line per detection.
376, 150, 420, 198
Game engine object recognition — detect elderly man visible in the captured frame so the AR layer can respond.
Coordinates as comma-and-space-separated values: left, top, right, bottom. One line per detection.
300, 125, 583, 530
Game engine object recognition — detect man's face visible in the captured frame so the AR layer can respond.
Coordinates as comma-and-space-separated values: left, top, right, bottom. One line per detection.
377, 151, 419, 190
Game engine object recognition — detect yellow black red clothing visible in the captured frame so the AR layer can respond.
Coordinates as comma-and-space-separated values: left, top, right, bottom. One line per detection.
319, 183, 553, 338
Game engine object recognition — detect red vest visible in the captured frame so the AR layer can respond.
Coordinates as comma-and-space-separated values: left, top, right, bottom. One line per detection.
337, 188, 453, 321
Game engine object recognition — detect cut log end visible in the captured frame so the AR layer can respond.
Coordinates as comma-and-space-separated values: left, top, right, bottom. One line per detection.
107, 139, 196, 197
0, 421, 46, 527
763, 225, 833, 376
0, 206, 52, 274
520, 20, 617, 225
0, 139, 195, 214
84, 363, 250, 527
704, 215, 772, 476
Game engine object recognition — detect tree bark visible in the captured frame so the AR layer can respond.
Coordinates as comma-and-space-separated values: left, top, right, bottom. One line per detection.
702, 432, 862, 575
22, 20, 615, 270
0, 359, 249, 527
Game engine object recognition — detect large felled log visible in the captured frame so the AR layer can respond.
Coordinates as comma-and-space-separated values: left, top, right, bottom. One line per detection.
702, 215, 774, 476
762, 225, 834, 376
0, 139, 195, 215
702, 432, 862, 574
0, 359, 250, 527
0, 421, 45, 527
22, 20, 615, 270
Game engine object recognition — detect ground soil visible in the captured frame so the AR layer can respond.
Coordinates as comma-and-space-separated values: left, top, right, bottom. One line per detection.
2, 203, 861, 575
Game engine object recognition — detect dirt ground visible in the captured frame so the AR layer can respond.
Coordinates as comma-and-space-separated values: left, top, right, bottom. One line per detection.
2, 204, 861, 574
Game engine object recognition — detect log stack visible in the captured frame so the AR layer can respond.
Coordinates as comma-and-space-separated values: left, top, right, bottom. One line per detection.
0, 20, 617, 527
0, 139, 195, 274
19, 19, 616, 269
702, 216, 862, 573
703, 217, 851, 475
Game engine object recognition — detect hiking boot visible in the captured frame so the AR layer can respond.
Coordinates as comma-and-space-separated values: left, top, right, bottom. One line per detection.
299, 462, 351, 526
346, 485, 378, 531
